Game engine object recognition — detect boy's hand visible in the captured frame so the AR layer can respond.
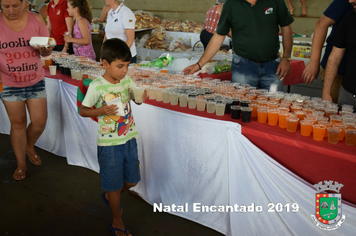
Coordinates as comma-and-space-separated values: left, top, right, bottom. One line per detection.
141, 90, 148, 103
101, 103, 118, 115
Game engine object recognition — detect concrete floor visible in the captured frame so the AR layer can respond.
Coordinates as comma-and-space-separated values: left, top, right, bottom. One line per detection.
0, 133, 223, 236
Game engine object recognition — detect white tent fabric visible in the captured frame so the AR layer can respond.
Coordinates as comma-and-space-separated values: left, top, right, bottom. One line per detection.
0, 78, 355, 235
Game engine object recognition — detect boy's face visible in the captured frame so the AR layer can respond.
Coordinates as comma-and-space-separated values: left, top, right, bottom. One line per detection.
103, 59, 130, 83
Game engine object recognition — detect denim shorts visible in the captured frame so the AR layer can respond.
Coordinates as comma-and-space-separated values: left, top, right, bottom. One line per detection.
97, 138, 141, 191
231, 53, 282, 91
1, 79, 47, 102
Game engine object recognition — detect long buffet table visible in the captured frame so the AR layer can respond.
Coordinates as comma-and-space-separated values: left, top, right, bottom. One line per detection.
0, 71, 355, 236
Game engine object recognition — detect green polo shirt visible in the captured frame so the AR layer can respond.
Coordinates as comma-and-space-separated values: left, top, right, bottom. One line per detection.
216, 0, 294, 62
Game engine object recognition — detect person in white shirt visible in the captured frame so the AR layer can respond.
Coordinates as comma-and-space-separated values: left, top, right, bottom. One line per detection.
104, 0, 137, 63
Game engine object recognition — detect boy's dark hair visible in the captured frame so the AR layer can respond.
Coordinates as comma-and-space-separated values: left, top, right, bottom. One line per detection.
101, 38, 132, 64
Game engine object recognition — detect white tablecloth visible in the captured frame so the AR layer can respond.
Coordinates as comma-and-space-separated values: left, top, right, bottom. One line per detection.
1, 78, 356, 235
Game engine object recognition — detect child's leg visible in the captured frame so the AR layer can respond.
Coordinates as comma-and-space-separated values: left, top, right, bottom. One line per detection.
108, 189, 132, 236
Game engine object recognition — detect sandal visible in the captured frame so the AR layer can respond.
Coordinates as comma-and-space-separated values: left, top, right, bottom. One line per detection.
26, 151, 42, 165
13, 167, 27, 181
300, 14, 306, 17
110, 225, 131, 236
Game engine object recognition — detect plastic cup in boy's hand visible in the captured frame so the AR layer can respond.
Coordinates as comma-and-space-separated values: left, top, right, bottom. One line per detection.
133, 87, 145, 103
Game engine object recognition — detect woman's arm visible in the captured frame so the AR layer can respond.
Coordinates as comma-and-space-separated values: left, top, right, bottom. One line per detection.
63, 16, 74, 52
64, 18, 91, 45
94, 5, 111, 23
39, 5, 48, 23
125, 28, 135, 48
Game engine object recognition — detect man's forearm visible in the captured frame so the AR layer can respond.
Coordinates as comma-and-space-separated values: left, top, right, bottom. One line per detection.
198, 33, 225, 66
309, 16, 335, 63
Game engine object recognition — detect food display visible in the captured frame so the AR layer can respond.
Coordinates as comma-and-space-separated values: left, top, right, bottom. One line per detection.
161, 19, 182, 32
134, 11, 203, 33
181, 20, 204, 33
127, 68, 356, 146
41, 53, 104, 81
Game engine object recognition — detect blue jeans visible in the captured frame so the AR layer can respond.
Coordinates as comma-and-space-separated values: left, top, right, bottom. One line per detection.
1, 79, 47, 102
231, 53, 282, 91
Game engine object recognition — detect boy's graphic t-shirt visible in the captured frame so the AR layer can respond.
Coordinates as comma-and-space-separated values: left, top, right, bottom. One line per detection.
82, 75, 138, 146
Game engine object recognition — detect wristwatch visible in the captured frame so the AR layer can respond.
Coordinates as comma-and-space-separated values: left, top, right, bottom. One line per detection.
283, 57, 291, 62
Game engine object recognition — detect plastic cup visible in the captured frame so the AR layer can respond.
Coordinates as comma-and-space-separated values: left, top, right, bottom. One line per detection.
268, 109, 279, 126
231, 105, 241, 119
224, 99, 232, 114
249, 103, 258, 118
345, 128, 356, 146
206, 100, 216, 114
303, 107, 314, 114
162, 89, 170, 103
133, 87, 145, 103
241, 107, 253, 123
240, 99, 250, 107
188, 95, 197, 109
267, 101, 279, 109
318, 121, 332, 138
44, 58, 52, 67
155, 89, 163, 102
291, 105, 302, 112
325, 108, 338, 119
313, 124, 326, 141
286, 117, 299, 132
257, 107, 268, 123
257, 100, 268, 108
327, 127, 341, 144
179, 93, 188, 107
329, 115, 343, 125
300, 120, 313, 137
333, 123, 346, 141
278, 111, 290, 128
294, 110, 306, 124
215, 102, 226, 116
196, 96, 206, 111
169, 92, 179, 106
49, 65, 56, 75
147, 87, 156, 100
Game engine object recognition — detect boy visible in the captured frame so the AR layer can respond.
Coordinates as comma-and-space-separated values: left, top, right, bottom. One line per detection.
79, 38, 146, 236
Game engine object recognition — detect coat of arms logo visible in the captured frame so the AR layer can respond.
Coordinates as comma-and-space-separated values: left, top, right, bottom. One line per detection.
311, 181, 346, 230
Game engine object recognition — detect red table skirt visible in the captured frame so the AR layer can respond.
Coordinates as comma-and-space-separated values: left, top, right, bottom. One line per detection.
198, 59, 306, 86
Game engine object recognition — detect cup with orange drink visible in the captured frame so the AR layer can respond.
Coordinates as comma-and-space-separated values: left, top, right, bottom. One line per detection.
249, 103, 259, 118
327, 127, 342, 144
268, 109, 279, 126
300, 120, 313, 137
286, 117, 299, 132
257, 107, 268, 123
345, 128, 356, 146
318, 121, 332, 138
312, 124, 326, 141
332, 123, 346, 141
329, 115, 342, 125
278, 110, 290, 128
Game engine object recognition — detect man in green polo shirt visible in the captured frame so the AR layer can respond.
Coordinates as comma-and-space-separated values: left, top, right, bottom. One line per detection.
183, 0, 294, 91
